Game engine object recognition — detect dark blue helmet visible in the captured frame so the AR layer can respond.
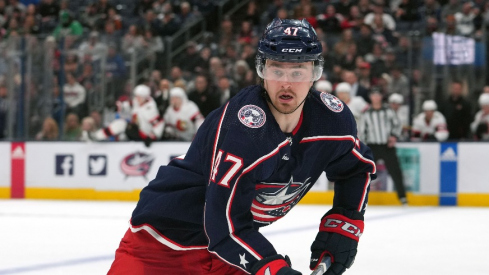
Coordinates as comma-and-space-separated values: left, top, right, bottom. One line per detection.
256, 18, 324, 81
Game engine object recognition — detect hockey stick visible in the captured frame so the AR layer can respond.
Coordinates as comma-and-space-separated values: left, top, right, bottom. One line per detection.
310, 256, 331, 275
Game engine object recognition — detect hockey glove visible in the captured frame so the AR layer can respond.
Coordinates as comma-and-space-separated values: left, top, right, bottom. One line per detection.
251, 255, 302, 275
310, 207, 364, 275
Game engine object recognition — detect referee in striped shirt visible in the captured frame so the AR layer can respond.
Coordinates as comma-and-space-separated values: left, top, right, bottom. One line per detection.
359, 88, 408, 205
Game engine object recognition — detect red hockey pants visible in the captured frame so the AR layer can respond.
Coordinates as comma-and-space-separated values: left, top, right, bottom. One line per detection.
108, 228, 246, 275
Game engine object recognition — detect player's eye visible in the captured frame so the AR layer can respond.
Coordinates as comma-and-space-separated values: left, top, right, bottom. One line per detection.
291, 71, 303, 78
273, 70, 284, 77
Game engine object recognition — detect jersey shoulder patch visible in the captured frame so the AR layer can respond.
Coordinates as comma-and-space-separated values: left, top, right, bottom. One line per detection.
238, 104, 266, 128
320, 92, 344, 113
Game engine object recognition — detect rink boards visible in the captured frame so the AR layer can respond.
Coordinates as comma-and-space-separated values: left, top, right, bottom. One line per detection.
0, 141, 488, 206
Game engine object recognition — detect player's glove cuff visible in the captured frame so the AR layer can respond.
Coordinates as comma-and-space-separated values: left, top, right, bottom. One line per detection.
251, 255, 301, 275
318, 208, 364, 241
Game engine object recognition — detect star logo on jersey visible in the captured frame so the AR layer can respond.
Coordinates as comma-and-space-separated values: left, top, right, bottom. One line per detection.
238, 105, 266, 128
251, 177, 312, 224
239, 253, 249, 268
320, 93, 343, 112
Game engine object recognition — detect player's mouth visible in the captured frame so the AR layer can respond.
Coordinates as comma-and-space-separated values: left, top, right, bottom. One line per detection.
278, 93, 294, 103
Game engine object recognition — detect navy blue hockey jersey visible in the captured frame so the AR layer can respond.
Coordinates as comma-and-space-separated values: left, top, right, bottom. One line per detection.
130, 85, 376, 273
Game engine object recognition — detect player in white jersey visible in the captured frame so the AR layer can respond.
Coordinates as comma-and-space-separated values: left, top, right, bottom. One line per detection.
411, 100, 448, 141
163, 87, 204, 141
471, 93, 489, 140
334, 82, 369, 127
388, 93, 410, 141
93, 84, 164, 146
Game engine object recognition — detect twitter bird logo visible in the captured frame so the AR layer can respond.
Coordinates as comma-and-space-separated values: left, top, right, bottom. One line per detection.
89, 155, 107, 176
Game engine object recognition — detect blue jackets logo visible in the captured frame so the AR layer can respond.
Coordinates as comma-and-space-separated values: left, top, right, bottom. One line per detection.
120, 152, 154, 179
56, 155, 74, 176
89, 155, 107, 176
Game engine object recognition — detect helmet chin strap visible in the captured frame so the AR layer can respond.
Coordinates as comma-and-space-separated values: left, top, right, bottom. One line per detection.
263, 81, 311, 115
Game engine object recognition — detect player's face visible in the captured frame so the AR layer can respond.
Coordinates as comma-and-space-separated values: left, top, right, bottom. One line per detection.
263, 60, 314, 114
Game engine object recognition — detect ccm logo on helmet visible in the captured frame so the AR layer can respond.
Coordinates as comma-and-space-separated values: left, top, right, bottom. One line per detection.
281, 48, 303, 53
324, 218, 362, 238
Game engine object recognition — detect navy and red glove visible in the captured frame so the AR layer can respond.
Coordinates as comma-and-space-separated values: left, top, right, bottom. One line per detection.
251, 255, 301, 275
310, 207, 364, 275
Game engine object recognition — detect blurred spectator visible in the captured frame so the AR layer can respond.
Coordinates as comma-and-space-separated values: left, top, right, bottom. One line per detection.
94, 84, 164, 146
454, 2, 477, 37
93, 0, 113, 18
170, 66, 186, 86
371, 14, 397, 47
265, 0, 288, 21
35, 116, 59, 141
388, 93, 410, 141
100, 21, 122, 47
314, 80, 333, 93
159, 9, 181, 37
6, 0, 25, 15
39, 0, 59, 22
217, 76, 238, 105
441, 0, 461, 21
394, 0, 421, 31
411, 100, 449, 141
77, 62, 95, 88
63, 53, 80, 76
53, 10, 83, 39
335, 82, 369, 126
387, 65, 409, 101
357, 0, 372, 17
105, 44, 127, 99
63, 112, 82, 141
178, 41, 206, 78
0, 85, 7, 139
333, 28, 355, 56
238, 20, 255, 45
89, 109, 103, 130
357, 62, 377, 89
179, 1, 198, 26
340, 5, 365, 31
359, 88, 407, 205
135, 0, 153, 16
63, 72, 86, 118
420, 0, 441, 22
317, 4, 344, 36
342, 70, 370, 102
80, 3, 103, 30
79, 116, 97, 141
439, 81, 473, 140
154, 78, 171, 117
338, 43, 358, 71
142, 9, 160, 35
336, 0, 354, 17
163, 87, 204, 141
244, 1, 260, 27
471, 94, 489, 140
365, 43, 387, 78
106, 7, 123, 30
232, 60, 251, 90
356, 24, 376, 57
297, 4, 317, 28
187, 74, 220, 118
148, 70, 162, 95
364, 2, 396, 31
122, 25, 144, 53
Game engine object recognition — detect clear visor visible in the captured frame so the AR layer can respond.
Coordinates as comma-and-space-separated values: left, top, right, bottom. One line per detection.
257, 60, 322, 82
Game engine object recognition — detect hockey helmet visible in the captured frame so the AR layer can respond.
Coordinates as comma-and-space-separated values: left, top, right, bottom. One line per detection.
422, 100, 437, 111
133, 84, 151, 98
256, 18, 324, 82
314, 80, 332, 93
388, 93, 404, 104
335, 82, 352, 94
478, 93, 489, 106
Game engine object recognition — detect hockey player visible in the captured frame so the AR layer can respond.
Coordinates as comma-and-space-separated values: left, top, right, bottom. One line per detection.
411, 100, 449, 142
163, 87, 205, 141
93, 84, 164, 146
470, 93, 489, 140
108, 19, 376, 275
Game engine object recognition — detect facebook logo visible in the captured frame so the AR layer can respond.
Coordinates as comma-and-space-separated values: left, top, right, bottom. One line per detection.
56, 155, 74, 176
89, 155, 107, 176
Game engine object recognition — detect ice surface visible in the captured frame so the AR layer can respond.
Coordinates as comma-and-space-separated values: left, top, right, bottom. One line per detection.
1, 200, 488, 275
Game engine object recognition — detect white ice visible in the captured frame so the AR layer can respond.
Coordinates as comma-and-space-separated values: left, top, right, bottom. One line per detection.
1, 199, 488, 275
